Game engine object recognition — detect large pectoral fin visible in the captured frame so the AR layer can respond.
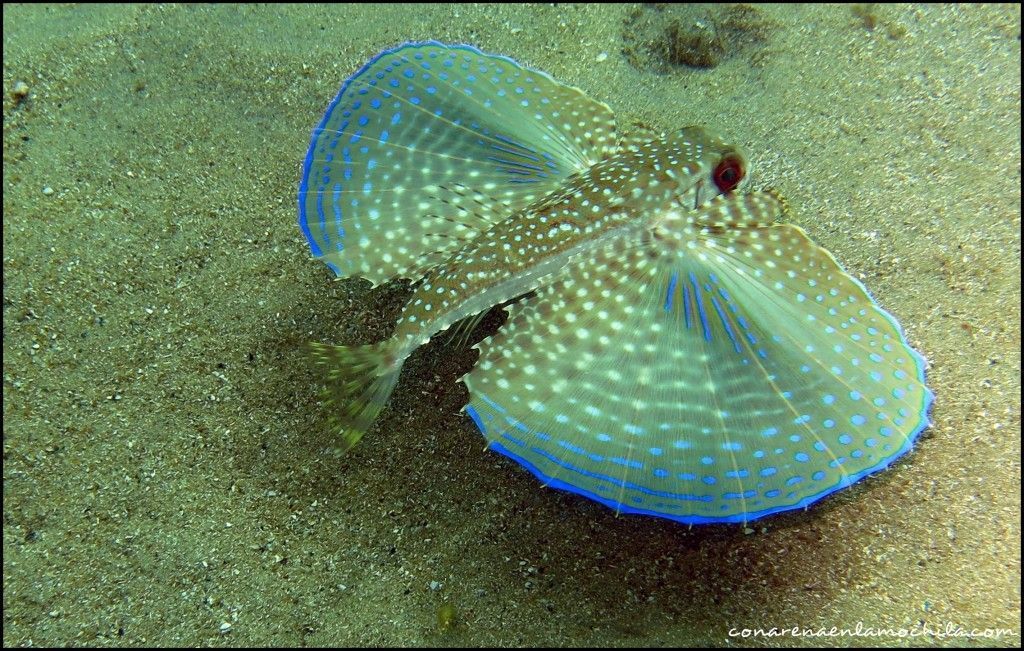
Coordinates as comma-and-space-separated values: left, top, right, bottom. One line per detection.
463, 192, 932, 524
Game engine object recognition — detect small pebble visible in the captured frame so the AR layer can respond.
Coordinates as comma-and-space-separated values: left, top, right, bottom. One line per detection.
42, 186, 54, 196
12, 80, 29, 100
596, 52, 608, 63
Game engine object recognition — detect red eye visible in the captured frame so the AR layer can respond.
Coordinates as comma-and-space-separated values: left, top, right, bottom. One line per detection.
713, 155, 745, 193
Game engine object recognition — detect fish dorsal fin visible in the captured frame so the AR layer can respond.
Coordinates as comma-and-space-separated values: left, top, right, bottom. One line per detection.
299, 41, 619, 283
620, 121, 665, 152
463, 191, 932, 524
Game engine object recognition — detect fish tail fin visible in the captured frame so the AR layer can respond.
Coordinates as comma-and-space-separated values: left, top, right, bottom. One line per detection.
310, 340, 403, 453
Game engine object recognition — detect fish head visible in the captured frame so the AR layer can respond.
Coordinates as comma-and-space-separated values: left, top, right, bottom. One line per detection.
667, 126, 749, 210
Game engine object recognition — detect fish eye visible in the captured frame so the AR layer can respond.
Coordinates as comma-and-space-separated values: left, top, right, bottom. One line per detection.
712, 154, 745, 193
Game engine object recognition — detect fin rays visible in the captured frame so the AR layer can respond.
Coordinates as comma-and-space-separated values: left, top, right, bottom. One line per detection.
465, 192, 931, 524
299, 41, 618, 283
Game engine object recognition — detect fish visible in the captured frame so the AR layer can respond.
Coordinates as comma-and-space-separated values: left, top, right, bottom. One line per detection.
297, 41, 933, 524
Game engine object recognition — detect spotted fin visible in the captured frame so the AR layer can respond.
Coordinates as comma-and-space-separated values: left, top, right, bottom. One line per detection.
299, 41, 619, 283
463, 192, 932, 524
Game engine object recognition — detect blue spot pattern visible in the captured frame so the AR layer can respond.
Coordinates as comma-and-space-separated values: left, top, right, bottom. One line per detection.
298, 41, 617, 283
464, 214, 933, 524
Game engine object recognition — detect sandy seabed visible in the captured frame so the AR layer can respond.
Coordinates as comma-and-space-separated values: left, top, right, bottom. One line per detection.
3, 4, 1020, 647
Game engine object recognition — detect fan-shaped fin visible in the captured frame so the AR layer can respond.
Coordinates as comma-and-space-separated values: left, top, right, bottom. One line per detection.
298, 41, 619, 283
463, 192, 932, 524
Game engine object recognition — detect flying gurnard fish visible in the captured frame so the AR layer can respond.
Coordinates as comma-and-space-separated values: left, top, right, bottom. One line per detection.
297, 41, 933, 524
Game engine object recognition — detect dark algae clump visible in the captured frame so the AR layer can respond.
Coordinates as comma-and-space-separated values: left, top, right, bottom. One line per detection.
623, 3, 774, 71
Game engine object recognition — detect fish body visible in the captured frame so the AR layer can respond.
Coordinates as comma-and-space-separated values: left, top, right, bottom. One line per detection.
298, 42, 932, 524
390, 129, 744, 357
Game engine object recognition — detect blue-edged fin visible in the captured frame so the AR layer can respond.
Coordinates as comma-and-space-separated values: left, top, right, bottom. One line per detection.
463, 192, 932, 524
310, 341, 401, 452
298, 41, 619, 283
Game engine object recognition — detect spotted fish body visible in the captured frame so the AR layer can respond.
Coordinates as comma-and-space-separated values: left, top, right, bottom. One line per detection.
389, 130, 745, 357
298, 42, 933, 524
